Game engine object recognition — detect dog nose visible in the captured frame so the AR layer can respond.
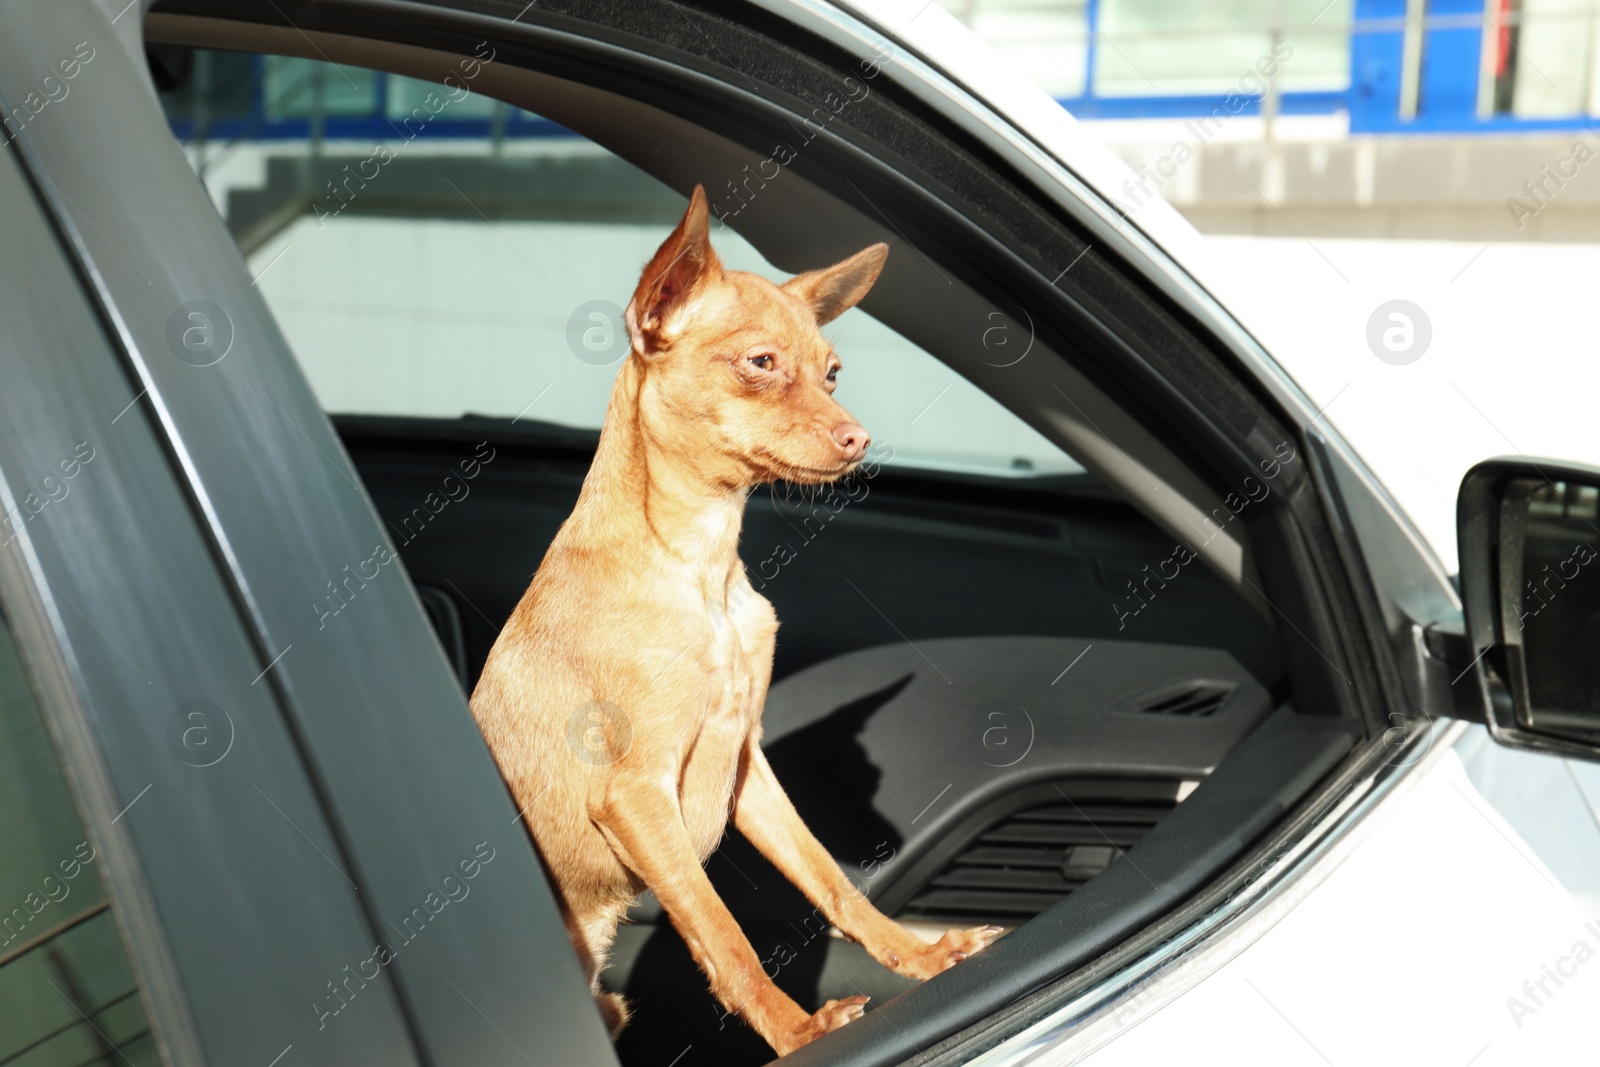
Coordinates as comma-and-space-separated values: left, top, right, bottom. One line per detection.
831, 422, 870, 463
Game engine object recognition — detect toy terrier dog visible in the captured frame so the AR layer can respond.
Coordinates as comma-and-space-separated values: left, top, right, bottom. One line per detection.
470, 186, 999, 1054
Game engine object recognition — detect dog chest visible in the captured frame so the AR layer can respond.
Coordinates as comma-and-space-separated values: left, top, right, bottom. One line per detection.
703, 579, 776, 711
675, 581, 776, 854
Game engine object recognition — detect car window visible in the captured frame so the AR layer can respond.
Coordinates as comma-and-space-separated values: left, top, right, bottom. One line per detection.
156, 50, 1086, 481
0, 610, 158, 1066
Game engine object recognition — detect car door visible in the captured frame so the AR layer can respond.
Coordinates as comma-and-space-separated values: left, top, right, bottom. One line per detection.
0, 4, 616, 1066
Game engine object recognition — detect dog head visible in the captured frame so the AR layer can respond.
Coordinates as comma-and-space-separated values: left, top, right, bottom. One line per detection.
624, 185, 887, 487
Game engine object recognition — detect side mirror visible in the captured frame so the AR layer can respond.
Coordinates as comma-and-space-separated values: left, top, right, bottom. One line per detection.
1459, 459, 1600, 757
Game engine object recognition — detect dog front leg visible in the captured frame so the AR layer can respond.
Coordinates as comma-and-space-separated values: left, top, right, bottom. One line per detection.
591, 775, 867, 1054
732, 743, 1001, 980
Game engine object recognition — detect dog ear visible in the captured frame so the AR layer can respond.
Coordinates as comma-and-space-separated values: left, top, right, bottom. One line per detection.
782, 243, 889, 326
626, 185, 723, 357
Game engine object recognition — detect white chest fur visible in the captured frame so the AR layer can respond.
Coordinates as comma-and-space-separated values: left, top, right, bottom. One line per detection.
677, 572, 777, 858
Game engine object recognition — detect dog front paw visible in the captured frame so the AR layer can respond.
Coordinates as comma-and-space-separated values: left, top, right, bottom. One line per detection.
897, 925, 1004, 979
778, 995, 869, 1052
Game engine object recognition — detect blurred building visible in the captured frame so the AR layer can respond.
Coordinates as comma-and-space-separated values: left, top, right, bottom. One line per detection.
940, 0, 1600, 241
158, 3, 1600, 246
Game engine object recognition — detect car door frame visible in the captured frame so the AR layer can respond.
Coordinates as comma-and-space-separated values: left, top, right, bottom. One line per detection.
83, 0, 1460, 1062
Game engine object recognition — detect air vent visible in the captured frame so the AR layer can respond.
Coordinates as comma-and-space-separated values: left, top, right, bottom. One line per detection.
1123, 678, 1239, 719
897, 780, 1180, 922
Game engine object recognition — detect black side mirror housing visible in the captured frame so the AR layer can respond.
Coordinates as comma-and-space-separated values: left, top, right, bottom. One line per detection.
1459, 458, 1600, 758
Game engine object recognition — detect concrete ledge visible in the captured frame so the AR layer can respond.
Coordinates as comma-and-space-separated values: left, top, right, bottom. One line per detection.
1101, 133, 1600, 241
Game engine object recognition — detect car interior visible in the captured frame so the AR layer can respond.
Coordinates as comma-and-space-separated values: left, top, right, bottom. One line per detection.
142, 6, 1367, 1062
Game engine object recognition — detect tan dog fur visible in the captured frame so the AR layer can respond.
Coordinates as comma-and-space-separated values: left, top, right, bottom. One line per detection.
469, 186, 999, 1054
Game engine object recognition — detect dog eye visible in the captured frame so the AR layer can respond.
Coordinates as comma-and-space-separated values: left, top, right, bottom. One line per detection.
826, 366, 839, 382
749, 354, 775, 372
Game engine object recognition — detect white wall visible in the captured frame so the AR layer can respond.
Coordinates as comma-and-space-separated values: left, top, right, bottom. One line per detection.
249, 213, 1083, 478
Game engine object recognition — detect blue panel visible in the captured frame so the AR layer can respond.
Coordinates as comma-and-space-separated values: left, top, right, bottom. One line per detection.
1084, 0, 1102, 99
1421, 0, 1486, 123
1349, 0, 1408, 132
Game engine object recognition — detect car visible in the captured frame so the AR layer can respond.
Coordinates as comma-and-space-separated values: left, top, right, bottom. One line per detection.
0, 1, 1595, 1065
